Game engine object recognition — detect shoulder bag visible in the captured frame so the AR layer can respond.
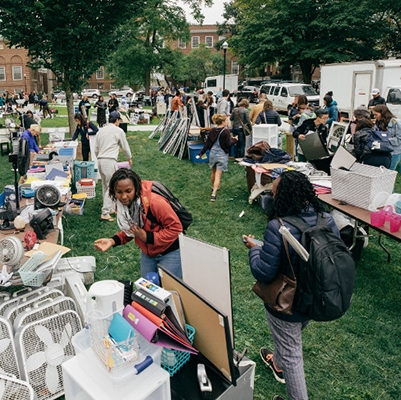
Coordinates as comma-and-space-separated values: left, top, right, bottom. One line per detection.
236, 109, 251, 136
251, 219, 297, 315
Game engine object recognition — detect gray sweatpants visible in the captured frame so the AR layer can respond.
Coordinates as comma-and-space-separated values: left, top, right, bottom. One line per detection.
97, 158, 117, 215
266, 310, 309, 400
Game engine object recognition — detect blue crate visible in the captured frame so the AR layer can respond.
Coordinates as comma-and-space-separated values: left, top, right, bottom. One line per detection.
161, 324, 195, 376
188, 144, 209, 163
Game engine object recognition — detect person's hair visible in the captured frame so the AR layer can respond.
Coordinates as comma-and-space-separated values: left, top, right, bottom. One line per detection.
260, 89, 267, 95
212, 113, 227, 125
263, 99, 273, 111
298, 104, 307, 111
259, 93, 267, 100
326, 91, 333, 96
315, 108, 329, 117
323, 95, 333, 106
222, 89, 230, 97
197, 100, 204, 107
26, 110, 33, 116
175, 91, 180, 96
238, 98, 249, 108
74, 113, 86, 126
99, 96, 104, 102
297, 95, 308, 106
207, 91, 213, 96
372, 104, 395, 130
30, 124, 42, 134
109, 168, 142, 201
353, 106, 370, 120
268, 170, 325, 219
355, 117, 373, 131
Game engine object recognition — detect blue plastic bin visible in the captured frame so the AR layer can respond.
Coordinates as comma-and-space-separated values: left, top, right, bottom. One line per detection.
188, 144, 209, 163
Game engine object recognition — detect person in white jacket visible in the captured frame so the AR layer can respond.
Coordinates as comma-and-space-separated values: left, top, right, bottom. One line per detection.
95, 111, 132, 222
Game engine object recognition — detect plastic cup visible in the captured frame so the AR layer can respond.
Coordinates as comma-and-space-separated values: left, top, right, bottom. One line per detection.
370, 211, 385, 227
390, 215, 401, 232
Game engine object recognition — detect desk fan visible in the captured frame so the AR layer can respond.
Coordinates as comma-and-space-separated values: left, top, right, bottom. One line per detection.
0, 236, 24, 267
0, 201, 18, 230
34, 185, 61, 210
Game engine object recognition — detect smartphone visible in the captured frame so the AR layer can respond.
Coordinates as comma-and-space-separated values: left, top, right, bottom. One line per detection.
242, 236, 263, 246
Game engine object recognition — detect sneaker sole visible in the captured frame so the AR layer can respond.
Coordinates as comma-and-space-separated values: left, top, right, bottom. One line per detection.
260, 350, 286, 384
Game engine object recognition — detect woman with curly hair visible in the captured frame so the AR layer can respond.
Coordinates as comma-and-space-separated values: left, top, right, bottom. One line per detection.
243, 171, 339, 400
94, 169, 183, 278
372, 104, 401, 170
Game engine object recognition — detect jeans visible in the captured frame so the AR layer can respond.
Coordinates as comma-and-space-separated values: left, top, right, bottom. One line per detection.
389, 153, 401, 171
266, 311, 309, 400
140, 249, 182, 279
232, 127, 245, 158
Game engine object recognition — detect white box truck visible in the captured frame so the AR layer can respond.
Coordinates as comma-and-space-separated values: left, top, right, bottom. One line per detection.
203, 74, 238, 95
319, 59, 401, 118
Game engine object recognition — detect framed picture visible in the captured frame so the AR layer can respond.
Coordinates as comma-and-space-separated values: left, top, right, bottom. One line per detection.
327, 121, 350, 153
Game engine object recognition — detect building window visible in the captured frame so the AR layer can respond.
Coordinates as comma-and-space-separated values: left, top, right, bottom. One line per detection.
178, 38, 186, 49
0, 67, 5, 81
96, 66, 104, 80
231, 61, 239, 75
12, 66, 22, 80
205, 36, 213, 48
192, 36, 200, 48
97, 83, 104, 90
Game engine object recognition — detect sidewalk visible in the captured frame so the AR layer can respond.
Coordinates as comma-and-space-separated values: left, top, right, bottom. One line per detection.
41, 124, 156, 134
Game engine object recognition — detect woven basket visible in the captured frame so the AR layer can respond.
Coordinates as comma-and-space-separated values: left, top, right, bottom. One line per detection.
331, 164, 397, 210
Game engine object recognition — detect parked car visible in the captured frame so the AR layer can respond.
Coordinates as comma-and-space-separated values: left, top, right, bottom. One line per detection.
53, 91, 78, 100
108, 88, 134, 97
81, 88, 100, 98
259, 82, 319, 112
235, 85, 260, 103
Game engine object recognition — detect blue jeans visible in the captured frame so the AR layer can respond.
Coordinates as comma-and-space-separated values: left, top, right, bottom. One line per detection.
389, 153, 401, 171
266, 311, 309, 400
232, 127, 245, 158
140, 249, 182, 279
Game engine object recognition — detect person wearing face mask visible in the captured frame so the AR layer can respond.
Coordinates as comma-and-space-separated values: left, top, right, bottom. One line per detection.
94, 168, 183, 279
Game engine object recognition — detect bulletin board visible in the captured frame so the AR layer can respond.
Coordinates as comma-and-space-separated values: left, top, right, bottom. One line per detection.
179, 234, 234, 346
158, 266, 236, 385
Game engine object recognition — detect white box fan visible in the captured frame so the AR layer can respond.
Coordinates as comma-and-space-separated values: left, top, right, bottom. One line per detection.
0, 317, 21, 379
0, 236, 24, 267
0, 373, 36, 400
0, 287, 48, 317
15, 309, 82, 400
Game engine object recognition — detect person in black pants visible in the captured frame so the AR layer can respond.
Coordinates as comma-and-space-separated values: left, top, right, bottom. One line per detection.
72, 113, 98, 161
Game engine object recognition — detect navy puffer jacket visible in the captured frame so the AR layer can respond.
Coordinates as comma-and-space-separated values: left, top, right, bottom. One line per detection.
249, 207, 340, 322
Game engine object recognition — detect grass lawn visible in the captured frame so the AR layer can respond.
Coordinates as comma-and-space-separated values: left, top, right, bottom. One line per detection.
0, 126, 400, 398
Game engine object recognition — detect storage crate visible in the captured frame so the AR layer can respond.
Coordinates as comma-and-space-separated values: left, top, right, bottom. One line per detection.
54, 141, 78, 159
65, 198, 85, 215
76, 180, 96, 198
18, 251, 50, 287
331, 164, 397, 210
252, 124, 278, 148
188, 143, 209, 163
161, 324, 195, 376
74, 161, 95, 181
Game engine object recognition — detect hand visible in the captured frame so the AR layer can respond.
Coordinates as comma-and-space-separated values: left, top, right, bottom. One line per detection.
94, 238, 115, 252
128, 159, 133, 167
233, 136, 238, 140
242, 234, 258, 249
129, 223, 146, 242
86, 134, 89, 139
299, 134, 306, 141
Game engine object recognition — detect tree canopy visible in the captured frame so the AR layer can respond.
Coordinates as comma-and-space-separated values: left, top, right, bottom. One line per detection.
223, 0, 400, 83
0, 0, 142, 131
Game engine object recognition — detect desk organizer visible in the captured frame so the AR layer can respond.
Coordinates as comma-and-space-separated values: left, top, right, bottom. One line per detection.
161, 324, 195, 376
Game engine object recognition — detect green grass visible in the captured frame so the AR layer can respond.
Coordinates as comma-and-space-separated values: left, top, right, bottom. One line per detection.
1, 127, 401, 399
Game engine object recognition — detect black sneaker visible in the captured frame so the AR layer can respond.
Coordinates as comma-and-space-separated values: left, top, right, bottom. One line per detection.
260, 347, 286, 384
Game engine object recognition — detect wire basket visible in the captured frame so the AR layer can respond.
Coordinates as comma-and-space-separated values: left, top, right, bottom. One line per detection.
18, 251, 50, 287
161, 324, 195, 376
87, 310, 139, 373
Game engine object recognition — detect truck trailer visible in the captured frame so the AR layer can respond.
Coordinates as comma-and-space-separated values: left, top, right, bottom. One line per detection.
203, 74, 238, 95
319, 59, 401, 118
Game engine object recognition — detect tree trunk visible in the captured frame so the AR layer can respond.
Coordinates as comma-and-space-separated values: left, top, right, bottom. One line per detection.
299, 62, 313, 84
65, 86, 76, 138
145, 70, 151, 95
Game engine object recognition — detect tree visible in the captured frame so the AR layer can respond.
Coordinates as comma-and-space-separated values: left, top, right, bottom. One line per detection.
0, 0, 142, 133
107, 0, 212, 93
225, 0, 395, 83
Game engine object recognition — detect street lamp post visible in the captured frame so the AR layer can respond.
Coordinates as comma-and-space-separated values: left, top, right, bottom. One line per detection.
23, 74, 27, 93
222, 41, 228, 91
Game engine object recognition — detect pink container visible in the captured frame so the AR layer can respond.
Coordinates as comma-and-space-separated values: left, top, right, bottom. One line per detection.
390, 215, 401, 232
382, 205, 394, 221
370, 211, 385, 227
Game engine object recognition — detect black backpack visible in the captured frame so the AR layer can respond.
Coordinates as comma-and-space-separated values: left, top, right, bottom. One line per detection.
282, 214, 355, 322
149, 181, 193, 231
367, 129, 394, 154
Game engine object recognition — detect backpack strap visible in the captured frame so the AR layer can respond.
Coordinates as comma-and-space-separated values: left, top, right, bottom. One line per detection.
282, 214, 327, 231
278, 218, 296, 280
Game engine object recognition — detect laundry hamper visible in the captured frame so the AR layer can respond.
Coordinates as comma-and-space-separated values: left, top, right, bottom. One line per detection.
330, 164, 397, 210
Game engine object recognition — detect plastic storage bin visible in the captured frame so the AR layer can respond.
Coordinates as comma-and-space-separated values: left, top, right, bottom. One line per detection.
54, 141, 78, 159
161, 324, 195, 376
74, 161, 95, 181
65, 198, 85, 215
76, 180, 96, 199
252, 124, 278, 148
188, 144, 209, 163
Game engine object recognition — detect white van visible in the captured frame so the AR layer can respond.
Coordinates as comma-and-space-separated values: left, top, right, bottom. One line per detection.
260, 82, 319, 112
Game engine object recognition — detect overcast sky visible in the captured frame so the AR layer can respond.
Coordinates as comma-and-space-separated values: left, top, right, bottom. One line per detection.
180, 0, 226, 25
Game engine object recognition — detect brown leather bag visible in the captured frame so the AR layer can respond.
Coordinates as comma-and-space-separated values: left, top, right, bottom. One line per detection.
245, 141, 270, 161
251, 219, 297, 315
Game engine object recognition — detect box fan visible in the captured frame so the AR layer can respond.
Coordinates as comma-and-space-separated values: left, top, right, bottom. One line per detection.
16, 309, 82, 400
0, 374, 35, 400
0, 317, 21, 379
0, 236, 24, 267
0, 287, 48, 317
34, 185, 61, 210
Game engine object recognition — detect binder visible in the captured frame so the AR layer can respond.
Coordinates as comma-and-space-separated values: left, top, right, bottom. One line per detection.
123, 304, 198, 354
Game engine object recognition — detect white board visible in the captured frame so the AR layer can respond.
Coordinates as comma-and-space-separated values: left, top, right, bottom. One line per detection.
179, 234, 234, 346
